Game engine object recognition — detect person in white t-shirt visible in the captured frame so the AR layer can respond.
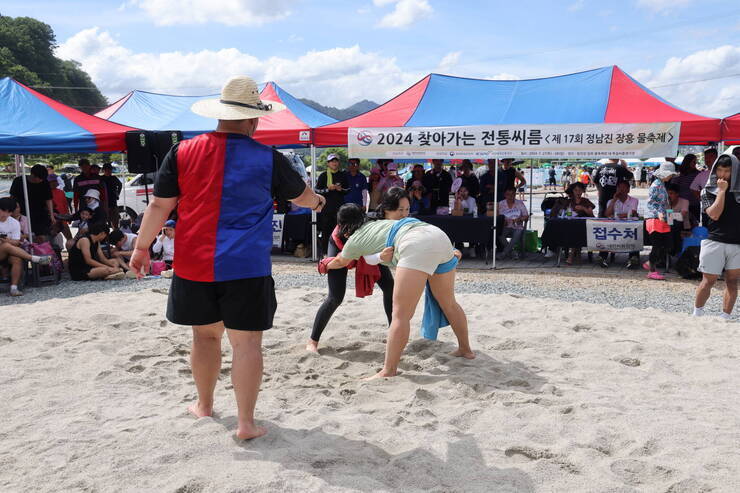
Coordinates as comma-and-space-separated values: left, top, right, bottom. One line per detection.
108, 229, 138, 274
453, 186, 477, 215
497, 188, 529, 260
0, 197, 52, 296
153, 219, 176, 264
599, 181, 641, 269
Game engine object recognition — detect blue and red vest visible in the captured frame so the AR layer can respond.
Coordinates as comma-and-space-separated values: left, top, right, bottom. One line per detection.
174, 132, 273, 282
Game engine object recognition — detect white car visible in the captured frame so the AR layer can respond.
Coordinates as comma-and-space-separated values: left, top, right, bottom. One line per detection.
117, 173, 155, 221
115, 151, 308, 222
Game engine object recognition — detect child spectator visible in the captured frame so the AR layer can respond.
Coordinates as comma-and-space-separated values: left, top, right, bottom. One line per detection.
153, 219, 176, 264
108, 229, 138, 273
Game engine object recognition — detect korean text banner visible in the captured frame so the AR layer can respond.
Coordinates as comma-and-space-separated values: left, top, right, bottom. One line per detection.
586, 219, 644, 252
348, 123, 680, 159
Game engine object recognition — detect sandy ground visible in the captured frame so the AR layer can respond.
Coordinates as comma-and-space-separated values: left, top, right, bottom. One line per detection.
1, 283, 738, 492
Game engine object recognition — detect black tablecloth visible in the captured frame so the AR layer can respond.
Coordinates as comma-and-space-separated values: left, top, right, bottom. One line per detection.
415, 215, 500, 243
283, 213, 312, 245
540, 218, 680, 250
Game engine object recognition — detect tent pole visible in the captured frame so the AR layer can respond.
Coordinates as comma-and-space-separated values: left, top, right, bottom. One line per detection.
528, 162, 534, 229
121, 153, 128, 215
310, 144, 318, 261
17, 155, 34, 244
491, 160, 498, 270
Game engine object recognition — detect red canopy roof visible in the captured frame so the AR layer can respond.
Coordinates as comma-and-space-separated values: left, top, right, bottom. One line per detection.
314, 66, 721, 147
722, 113, 740, 144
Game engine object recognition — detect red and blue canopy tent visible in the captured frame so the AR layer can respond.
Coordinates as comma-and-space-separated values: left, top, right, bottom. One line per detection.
314, 65, 721, 146
0, 77, 135, 153
96, 82, 336, 146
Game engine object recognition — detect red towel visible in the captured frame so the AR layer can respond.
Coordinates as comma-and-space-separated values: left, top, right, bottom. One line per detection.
331, 226, 381, 298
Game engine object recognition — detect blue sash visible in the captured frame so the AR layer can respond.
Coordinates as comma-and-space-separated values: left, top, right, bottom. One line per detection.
385, 218, 458, 340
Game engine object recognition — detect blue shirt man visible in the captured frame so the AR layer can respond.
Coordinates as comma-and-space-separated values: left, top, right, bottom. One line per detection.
345, 158, 368, 207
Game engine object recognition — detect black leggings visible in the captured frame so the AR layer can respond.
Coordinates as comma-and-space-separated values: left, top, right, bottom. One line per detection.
311, 238, 394, 342
648, 231, 672, 270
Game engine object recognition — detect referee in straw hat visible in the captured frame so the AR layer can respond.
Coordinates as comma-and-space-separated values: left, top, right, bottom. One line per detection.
130, 75, 326, 440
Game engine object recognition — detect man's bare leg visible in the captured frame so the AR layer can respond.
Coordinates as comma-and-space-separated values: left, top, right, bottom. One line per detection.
226, 329, 267, 440
428, 269, 475, 359
694, 273, 718, 314
9, 255, 22, 286
722, 269, 739, 316
189, 322, 225, 418
368, 267, 427, 379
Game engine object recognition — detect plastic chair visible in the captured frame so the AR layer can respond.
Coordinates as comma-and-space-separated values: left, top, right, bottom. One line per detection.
680, 226, 708, 254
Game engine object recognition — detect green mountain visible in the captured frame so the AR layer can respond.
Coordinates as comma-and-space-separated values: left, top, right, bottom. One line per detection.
0, 14, 107, 113
299, 98, 379, 120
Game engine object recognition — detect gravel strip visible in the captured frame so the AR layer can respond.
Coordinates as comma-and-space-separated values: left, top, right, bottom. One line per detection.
2, 262, 731, 319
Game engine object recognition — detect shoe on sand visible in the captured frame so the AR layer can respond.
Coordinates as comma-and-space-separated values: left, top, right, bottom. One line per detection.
646, 271, 665, 280
105, 272, 126, 281
125, 270, 139, 279
161, 269, 174, 279
9, 287, 23, 297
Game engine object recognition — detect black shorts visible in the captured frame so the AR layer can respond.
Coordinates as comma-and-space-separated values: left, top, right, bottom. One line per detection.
166, 274, 277, 331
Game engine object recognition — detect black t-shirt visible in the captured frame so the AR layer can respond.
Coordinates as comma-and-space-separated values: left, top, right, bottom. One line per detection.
10, 177, 52, 221
707, 192, 740, 244
100, 175, 122, 205
315, 170, 350, 211
154, 142, 307, 202
422, 169, 453, 208
593, 165, 633, 203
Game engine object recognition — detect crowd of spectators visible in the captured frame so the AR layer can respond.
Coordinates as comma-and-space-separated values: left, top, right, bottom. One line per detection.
1, 158, 174, 295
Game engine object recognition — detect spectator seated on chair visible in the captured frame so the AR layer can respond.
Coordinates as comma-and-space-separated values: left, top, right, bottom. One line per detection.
67, 223, 124, 281
108, 229, 138, 273
496, 188, 529, 260
10, 200, 30, 243
599, 180, 641, 269
0, 197, 53, 296
453, 186, 477, 216
552, 182, 595, 265
408, 181, 431, 215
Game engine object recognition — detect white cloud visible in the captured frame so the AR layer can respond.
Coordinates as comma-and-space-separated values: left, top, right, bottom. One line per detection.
374, 0, 432, 29
128, 0, 297, 26
636, 0, 692, 13
568, 0, 585, 12
636, 45, 740, 117
56, 28, 422, 107
436, 51, 461, 74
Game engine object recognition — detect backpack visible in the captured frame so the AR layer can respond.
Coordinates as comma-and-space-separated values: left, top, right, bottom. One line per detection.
675, 246, 701, 280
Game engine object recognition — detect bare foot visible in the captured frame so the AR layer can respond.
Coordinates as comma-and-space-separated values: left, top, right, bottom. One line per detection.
305, 340, 319, 353
236, 422, 267, 440
450, 348, 476, 359
363, 369, 397, 381
187, 401, 213, 418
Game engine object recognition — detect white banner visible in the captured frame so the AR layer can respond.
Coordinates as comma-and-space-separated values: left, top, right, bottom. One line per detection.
272, 213, 284, 248
349, 122, 679, 159
586, 219, 644, 252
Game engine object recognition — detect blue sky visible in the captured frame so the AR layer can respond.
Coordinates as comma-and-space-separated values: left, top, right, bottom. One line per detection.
3, 0, 740, 116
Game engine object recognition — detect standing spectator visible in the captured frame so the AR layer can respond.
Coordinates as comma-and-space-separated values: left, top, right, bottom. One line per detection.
101, 163, 123, 228
408, 181, 431, 215
344, 158, 368, 208
130, 75, 325, 440
458, 161, 480, 198
73, 159, 107, 211
547, 167, 557, 190
592, 159, 634, 217
639, 164, 648, 188
479, 159, 498, 208
690, 148, 717, 224
316, 153, 350, 256
693, 154, 740, 319
600, 180, 641, 269
45, 165, 64, 191
405, 164, 425, 191
644, 162, 678, 280
423, 159, 453, 212
61, 173, 74, 211
0, 197, 52, 296
377, 163, 404, 196
497, 188, 529, 260
670, 153, 700, 223
561, 166, 573, 188
367, 169, 382, 211
497, 158, 527, 201
9, 164, 55, 241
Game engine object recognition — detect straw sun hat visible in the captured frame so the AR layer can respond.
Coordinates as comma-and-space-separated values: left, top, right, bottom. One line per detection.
191, 76, 285, 120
